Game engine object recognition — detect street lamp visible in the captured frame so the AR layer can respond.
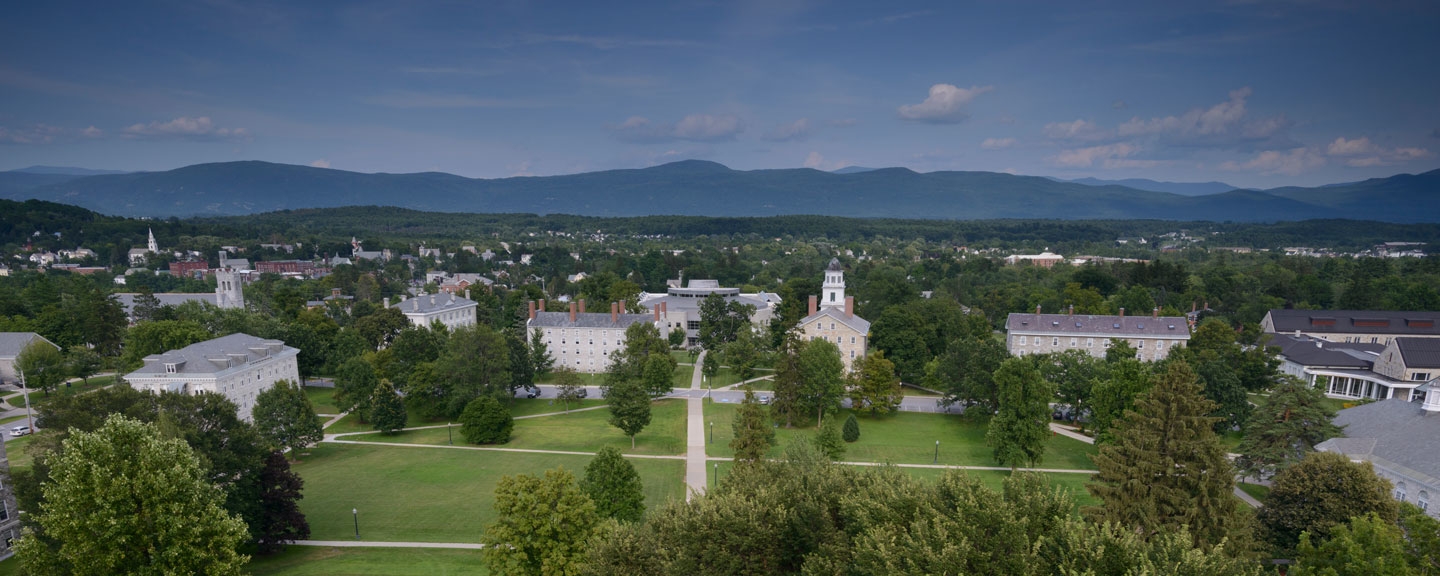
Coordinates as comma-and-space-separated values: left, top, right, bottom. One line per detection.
713, 462, 718, 488
933, 440, 940, 464
353, 508, 360, 539
709, 421, 713, 444
448, 423, 453, 445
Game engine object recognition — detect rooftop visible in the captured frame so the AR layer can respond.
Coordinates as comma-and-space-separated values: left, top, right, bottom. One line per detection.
1267, 333, 1380, 368
127, 333, 297, 377
528, 311, 655, 329
0, 332, 56, 358
1317, 398, 1440, 485
1005, 312, 1190, 338
1397, 338, 1440, 369
1265, 309, 1440, 337
391, 293, 476, 315
801, 306, 871, 334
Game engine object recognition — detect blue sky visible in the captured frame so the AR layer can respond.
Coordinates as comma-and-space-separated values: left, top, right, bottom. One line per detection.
2, 0, 1437, 188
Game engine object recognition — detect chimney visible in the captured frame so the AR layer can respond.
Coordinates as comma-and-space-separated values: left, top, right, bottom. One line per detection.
383, 297, 390, 308
1152, 307, 1159, 319
1119, 308, 1125, 317
528, 301, 536, 320
430, 294, 436, 306
569, 302, 577, 322
331, 288, 341, 297
845, 296, 854, 318
660, 301, 667, 319
1191, 301, 1197, 313
612, 302, 619, 323
539, 299, 546, 312
1035, 304, 1042, 315
579, 299, 586, 314
808, 295, 818, 316
1068, 304, 1074, 316
653, 304, 660, 322
464, 289, 470, 301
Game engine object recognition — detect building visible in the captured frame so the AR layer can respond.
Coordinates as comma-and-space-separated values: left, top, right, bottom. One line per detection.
255, 260, 316, 276
0, 332, 60, 386
0, 431, 20, 559
1005, 306, 1190, 361
1004, 252, 1066, 268
129, 228, 160, 266
797, 259, 869, 370
638, 277, 780, 348
526, 299, 664, 373
388, 291, 478, 329
114, 268, 247, 322
169, 259, 209, 278
1316, 389, 1440, 518
122, 333, 300, 420
1262, 309, 1440, 346
1265, 333, 1439, 402
438, 273, 493, 294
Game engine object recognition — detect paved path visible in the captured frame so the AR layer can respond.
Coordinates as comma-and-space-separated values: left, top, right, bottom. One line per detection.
293, 540, 485, 549
1234, 487, 1263, 508
685, 350, 708, 499
328, 438, 687, 460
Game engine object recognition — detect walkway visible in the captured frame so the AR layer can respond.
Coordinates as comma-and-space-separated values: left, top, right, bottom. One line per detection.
685, 350, 708, 499
293, 540, 485, 549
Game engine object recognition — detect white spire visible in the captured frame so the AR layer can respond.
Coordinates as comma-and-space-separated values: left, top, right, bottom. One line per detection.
820, 258, 844, 308
147, 228, 158, 253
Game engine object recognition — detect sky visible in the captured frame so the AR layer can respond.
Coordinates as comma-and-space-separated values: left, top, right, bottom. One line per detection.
1, 0, 1438, 188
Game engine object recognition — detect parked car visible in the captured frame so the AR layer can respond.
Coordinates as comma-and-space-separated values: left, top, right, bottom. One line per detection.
9, 425, 31, 437
525, 389, 541, 399
758, 395, 772, 405
578, 388, 589, 399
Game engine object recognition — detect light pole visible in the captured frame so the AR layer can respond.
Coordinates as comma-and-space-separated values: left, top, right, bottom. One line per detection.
933, 440, 939, 464
713, 463, 718, 488
353, 508, 359, 540
709, 421, 713, 444
448, 422, 453, 445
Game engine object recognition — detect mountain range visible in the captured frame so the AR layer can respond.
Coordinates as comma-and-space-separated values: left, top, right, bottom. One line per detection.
2, 160, 1435, 222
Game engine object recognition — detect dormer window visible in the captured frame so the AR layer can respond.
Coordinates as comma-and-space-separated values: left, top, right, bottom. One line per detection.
165, 363, 178, 374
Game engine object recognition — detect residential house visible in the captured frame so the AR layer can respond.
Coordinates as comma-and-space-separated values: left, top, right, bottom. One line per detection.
0, 332, 60, 386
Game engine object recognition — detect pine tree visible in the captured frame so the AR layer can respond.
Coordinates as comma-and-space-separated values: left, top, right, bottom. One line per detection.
581, 446, 645, 523
811, 415, 845, 461
370, 380, 408, 434
731, 387, 775, 463
1085, 359, 1249, 550
607, 379, 652, 449
1235, 375, 1341, 479
770, 328, 805, 427
842, 413, 860, 443
987, 357, 1054, 468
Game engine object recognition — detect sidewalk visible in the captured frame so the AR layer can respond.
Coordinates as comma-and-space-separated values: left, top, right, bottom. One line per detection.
685, 350, 708, 499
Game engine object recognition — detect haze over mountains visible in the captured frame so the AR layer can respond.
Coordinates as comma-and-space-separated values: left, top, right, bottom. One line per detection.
1, 160, 1435, 223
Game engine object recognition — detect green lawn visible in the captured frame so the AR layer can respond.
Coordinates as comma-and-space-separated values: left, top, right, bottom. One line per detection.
1238, 482, 1271, 503
345, 399, 687, 456
671, 364, 694, 388
702, 401, 1098, 471
535, 366, 693, 391
326, 399, 611, 435
3, 433, 38, 471
13, 376, 115, 409
293, 442, 685, 542
305, 386, 341, 415
1219, 430, 1243, 452
246, 546, 488, 575
672, 349, 698, 364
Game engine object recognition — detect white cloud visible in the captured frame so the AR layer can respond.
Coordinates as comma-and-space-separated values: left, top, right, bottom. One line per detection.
612, 114, 744, 143
309, 159, 331, 168
980, 137, 1016, 150
122, 116, 249, 140
365, 91, 538, 109
80, 125, 103, 138
1120, 87, 1252, 137
1052, 143, 1139, 168
897, 84, 993, 124
804, 151, 825, 169
0, 124, 64, 144
762, 118, 811, 142
1043, 119, 1107, 141
1219, 148, 1326, 176
1324, 136, 1431, 166
1326, 136, 1379, 156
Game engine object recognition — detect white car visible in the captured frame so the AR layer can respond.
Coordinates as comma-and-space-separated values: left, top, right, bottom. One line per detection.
9, 425, 31, 437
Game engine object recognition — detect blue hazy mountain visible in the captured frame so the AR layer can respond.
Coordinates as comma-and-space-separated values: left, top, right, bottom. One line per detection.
1062, 177, 1241, 196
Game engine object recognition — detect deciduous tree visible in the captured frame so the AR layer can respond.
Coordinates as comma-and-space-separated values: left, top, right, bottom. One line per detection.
607, 379, 652, 449
987, 357, 1054, 467
461, 396, 514, 444
252, 379, 324, 456
252, 450, 310, 554
581, 447, 645, 523
798, 337, 845, 424
1258, 451, 1397, 556
926, 335, 1008, 413
553, 367, 585, 411
16, 338, 66, 396
434, 323, 512, 418
481, 468, 601, 576
65, 345, 102, 385
1292, 513, 1414, 576
811, 415, 845, 461
848, 350, 902, 416
333, 356, 380, 422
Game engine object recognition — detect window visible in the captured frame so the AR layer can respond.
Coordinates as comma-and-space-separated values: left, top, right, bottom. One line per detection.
1019, 336, 1027, 345
1422, 491, 1431, 511
850, 350, 856, 358
1372, 337, 1379, 344
851, 336, 856, 344
1396, 482, 1408, 502
1086, 338, 1094, 348
0, 504, 7, 521
830, 322, 835, 330
1069, 338, 1077, 347
1415, 373, 1431, 382
1137, 340, 1145, 349
687, 320, 701, 330
830, 292, 836, 302
1052, 337, 1059, 346
1157, 341, 1165, 350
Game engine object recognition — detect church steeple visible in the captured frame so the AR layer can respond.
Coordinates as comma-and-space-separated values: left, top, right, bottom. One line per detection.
821, 258, 845, 308
147, 228, 158, 253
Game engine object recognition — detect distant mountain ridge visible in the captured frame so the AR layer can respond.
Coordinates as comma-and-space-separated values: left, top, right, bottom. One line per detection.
1062, 177, 1242, 196
8, 165, 132, 176
7, 159, 1436, 223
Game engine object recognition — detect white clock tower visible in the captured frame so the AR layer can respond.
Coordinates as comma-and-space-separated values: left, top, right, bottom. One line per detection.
821, 258, 845, 309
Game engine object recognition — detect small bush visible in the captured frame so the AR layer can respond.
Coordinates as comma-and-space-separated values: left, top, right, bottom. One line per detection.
842, 413, 860, 443
461, 396, 513, 444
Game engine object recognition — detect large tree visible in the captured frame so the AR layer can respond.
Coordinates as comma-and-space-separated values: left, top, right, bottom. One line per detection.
847, 350, 902, 416
529, 328, 554, 382
798, 337, 846, 424
552, 366, 586, 411
925, 335, 1008, 413
252, 379, 324, 456
1234, 375, 1341, 479
987, 357, 1055, 467
722, 327, 761, 384
769, 328, 805, 427
65, 345, 102, 386
1258, 451, 1398, 556
369, 380, 408, 434
15, 415, 250, 575
333, 356, 380, 422
1085, 359, 1250, 550
581, 447, 646, 523
252, 450, 310, 554
1291, 513, 1414, 576
605, 322, 674, 394
481, 468, 601, 576
461, 396, 514, 444
697, 293, 754, 351
434, 323, 513, 418
607, 379, 652, 449
730, 387, 775, 463
16, 338, 65, 396
1087, 358, 1151, 443
869, 306, 931, 385
1036, 349, 1106, 428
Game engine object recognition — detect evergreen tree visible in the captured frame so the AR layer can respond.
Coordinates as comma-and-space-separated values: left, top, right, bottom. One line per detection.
1195, 357, 1252, 433
581, 447, 645, 523
131, 285, 164, 323
481, 468, 602, 576
1087, 358, 1151, 444
1085, 359, 1249, 550
769, 328, 805, 427
798, 337, 845, 424
607, 379, 652, 449
369, 380, 408, 434
506, 330, 536, 396
1292, 513, 1414, 576
252, 379, 324, 456
730, 388, 775, 463
528, 328, 553, 383
460, 396, 514, 444
842, 413, 860, 443
253, 450, 310, 554
848, 350, 903, 416
811, 415, 845, 460
1258, 451, 1398, 556
987, 357, 1054, 467
1235, 375, 1341, 479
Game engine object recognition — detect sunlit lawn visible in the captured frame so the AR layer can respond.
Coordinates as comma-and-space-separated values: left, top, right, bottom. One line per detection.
15, 376, 115, 409
344, 399, 686, 456
246, 546, 488, 575
292, 442, 685, 542
1238, 482, 1271, 503
702, 400, 1098, 471
305, 386, 341, 415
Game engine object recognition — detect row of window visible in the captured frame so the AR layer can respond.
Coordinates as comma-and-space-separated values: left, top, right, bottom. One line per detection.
1015, 336, 1169, 350
1395, 482, 1431, 511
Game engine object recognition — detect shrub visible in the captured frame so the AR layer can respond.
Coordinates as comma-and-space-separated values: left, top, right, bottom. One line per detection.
461, 396, 513, 444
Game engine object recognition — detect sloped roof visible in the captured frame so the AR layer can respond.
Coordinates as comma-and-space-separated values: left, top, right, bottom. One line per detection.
390, 293, 476, 315
1317, 399, 1440, 482
801, 307, 870, 334
827, 258, 843, 272
528, 311, 654, 329
0, 332, 57, 358
115, 292, 218, 317
1397, 338, 1440, 369
1265, 309, 1440, 336
1268, 333, 1379, 368
1006, 313, 1190, 338
126, 333, 297, 377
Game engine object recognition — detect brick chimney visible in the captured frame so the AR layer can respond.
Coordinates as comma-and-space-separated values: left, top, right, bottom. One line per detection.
1192, 301, 1197, 313
528, 300, 536, 320
1035, 304, 1042, 315
808, 295, 818, 316
653, 304, 661, 322
1152, 307, 1159, 319
539, 299, 546, 312
569, 302, 577, 323
579, 299, 586, 314
1119, 307, 1125, 317
611, 302, 619, 323
1068, 304, 1074, 315
660, 301, 667, 319
464, 289, 470, 301
845, 296, 854, 318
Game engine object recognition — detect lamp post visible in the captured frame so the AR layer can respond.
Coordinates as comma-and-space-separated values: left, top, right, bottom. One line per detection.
933, 440, 939, 464
448, 423, 453, 445
17, 369, 33, 432
713, 463, 718, 488
709, 421, 713, 444
353, 508, 359, 539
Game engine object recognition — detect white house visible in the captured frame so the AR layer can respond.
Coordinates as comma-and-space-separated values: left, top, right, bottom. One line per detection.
123, 333, 300, 420
388, 291, 478, 329
797, 259, 869, 371
526, 299, 664, 373
0, 332, 60, 386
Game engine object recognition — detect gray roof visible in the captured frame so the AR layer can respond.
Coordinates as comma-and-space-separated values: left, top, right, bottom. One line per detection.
801, 307, 870, 334
640, 291, 778, 312
827, 258, 843, 272
115, 292, 218, 317
390, 293, 476, 315
1006, 313, 1190, 338
0, 332, 57, 358
1265, 309, 1440, 337
127, 333, 297, 377
528, 311, 655, 329
1317, 399, 1440, 483
1268, 333, 1379, 369
1397, 338, 1440, 369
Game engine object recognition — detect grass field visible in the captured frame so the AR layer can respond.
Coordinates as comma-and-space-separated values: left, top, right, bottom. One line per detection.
702, 401, 1098, 470
293, 442, 685, 542
305, 386, 341, 415
246, 546, 488, 575
1238, 482, 1271, 503
344, 399, 687, 456
10, 376, 115, 409
3, 433, 38, 472
535, 365, 694, 390
325, 398, 612, 435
